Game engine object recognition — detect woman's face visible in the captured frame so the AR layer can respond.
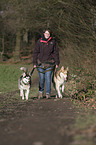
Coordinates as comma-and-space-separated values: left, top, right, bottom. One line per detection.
44, 30, 50, 39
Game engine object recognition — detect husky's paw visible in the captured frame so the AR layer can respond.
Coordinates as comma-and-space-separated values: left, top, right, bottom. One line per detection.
59, 96, 63, 99
55, 95, 58, 99
22, 97, 24, 100
25, 97, 28, 100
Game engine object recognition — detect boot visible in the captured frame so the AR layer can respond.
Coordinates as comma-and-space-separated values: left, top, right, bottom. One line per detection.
46, 94, 51, 99
38, 92, 43, 99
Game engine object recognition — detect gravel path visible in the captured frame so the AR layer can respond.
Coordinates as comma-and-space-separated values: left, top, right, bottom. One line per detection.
0, 96, 78, 145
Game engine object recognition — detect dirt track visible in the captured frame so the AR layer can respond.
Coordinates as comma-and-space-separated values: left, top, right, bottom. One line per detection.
0, 91, 79, 145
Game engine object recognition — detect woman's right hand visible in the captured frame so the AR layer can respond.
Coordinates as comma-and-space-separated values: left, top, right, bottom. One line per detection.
34, 65, 37, 68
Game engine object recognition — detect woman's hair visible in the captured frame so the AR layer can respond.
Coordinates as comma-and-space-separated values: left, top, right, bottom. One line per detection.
43, 28, 52, 36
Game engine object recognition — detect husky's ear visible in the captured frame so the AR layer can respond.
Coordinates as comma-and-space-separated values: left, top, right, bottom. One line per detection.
61, 66, 64, 70
23, 72, 26, 77
66, 67, 69, 71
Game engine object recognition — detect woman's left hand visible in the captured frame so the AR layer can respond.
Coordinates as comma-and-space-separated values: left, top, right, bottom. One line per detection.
56, 65, 58, 68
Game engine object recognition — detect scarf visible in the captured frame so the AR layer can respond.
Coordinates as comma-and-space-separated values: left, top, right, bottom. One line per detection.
40, 35, 52, 45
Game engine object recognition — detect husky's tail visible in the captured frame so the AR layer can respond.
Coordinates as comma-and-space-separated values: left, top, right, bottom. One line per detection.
20, 67, 28, 73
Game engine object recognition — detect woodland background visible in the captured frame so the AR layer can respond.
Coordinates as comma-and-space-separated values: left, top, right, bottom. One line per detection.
0, 0, 96, 66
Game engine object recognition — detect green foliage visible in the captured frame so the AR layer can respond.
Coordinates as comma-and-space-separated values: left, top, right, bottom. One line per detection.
0, 64, 39, 97
72, 111, 96, 144
0, 64, 21, 92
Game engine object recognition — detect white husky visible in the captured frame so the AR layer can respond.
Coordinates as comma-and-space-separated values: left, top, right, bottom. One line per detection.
18, 67, 31, 100
52, 66, 68, 98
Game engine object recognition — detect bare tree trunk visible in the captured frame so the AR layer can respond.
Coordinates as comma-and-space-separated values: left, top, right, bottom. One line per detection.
23, 29, 28, 43
13, 30, 21, 61
31, 35, 35, 52
0, 34, 4, 61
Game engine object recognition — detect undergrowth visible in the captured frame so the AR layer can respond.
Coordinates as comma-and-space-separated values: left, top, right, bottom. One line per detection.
0, 64, 38, 94
64, 67, 96, 110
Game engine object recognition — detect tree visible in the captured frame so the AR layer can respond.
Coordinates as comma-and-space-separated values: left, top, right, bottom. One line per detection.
0, 0, 96, 61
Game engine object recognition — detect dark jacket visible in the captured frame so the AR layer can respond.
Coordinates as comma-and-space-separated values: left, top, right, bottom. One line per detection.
33, 37, 60, 66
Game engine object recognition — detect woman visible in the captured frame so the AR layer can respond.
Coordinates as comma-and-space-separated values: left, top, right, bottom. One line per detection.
33, 29, 60, 99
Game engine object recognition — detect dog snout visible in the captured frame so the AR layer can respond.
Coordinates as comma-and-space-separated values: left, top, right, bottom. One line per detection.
65, 78, 67, 81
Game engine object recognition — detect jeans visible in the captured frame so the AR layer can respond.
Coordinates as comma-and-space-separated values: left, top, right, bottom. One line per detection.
37, 66, 53, 95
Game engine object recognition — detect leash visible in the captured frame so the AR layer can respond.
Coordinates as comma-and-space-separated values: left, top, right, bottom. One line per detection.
37, 68, 53, 74
36, 64, 55, 74
30, 64, 55, 75
30, 67, 35, 76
